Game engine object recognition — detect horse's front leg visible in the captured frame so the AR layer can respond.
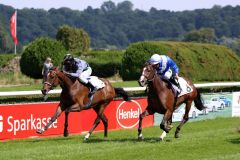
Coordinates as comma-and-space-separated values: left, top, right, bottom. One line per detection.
138, 110, 150, 140
37, 105, 63, 134
64, 111, 69, 137
160, 110, 173, 133
160, 117, 172, 140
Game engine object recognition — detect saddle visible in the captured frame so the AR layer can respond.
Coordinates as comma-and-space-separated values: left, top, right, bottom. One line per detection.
161, 77, 193, 97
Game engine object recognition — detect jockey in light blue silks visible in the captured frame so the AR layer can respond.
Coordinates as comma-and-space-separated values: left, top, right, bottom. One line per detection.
62, 54, 97, 96
148, 53, 181, 93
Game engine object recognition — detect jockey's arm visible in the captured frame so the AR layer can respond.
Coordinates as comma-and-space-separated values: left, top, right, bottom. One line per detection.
65, 60, 84, 78
168, 58, 179, 78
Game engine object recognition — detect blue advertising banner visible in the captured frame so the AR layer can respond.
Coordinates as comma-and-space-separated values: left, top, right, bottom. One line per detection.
154, 92, 233, 125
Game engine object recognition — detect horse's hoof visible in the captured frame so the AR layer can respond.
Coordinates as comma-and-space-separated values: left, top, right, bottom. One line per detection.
138, 136, 144, 140
159, 137, 164, 141
138, 133, 144, 140
84, 133, 90, 141
36, 129, 43, 134
64, 132, 69, 137
175, 133, 180, 138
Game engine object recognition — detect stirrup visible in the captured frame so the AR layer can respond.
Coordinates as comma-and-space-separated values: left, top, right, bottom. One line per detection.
88, 87, 97, 97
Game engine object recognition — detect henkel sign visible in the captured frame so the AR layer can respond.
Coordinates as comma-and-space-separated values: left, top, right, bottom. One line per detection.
0, 98, 153, 140
116, 100, 142, 129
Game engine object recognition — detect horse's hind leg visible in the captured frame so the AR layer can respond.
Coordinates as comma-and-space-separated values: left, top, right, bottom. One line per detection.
100, 113, 108, 138
64, 111, 69, 137
138, 109, 150, 140
97, 103, 109, 138
84, 116, 101, 140
175, 100, 192, 138
84, 103, 109, 140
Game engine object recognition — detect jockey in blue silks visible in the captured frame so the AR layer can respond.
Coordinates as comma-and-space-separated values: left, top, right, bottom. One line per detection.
148, 53, 181, 93
62, 54, 97, 96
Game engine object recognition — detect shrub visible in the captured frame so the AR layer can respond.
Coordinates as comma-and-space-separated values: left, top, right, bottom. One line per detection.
20, 37, 66, 79
82, 50, 124, 77
121, 41, 240, 81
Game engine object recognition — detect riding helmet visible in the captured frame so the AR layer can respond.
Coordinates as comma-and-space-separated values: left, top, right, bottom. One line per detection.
149, 54, 161, 64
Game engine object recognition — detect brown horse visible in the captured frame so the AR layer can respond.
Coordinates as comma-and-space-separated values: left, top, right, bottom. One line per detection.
138, 63, 205, 140
37, 67, 130, 140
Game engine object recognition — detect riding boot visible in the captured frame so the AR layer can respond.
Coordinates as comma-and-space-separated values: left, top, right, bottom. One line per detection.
170, 77, 181, 94
86, 82, 97, 97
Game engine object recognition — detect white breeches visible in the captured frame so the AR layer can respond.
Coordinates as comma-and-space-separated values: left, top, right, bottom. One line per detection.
79, 67, 92, 84
163, 69, 172, 80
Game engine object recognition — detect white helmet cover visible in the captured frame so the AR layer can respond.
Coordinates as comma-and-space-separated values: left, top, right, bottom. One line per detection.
149, 54, 161, 64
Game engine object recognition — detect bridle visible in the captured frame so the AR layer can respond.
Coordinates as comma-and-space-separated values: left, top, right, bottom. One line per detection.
44, 70, 59, 90
143, 65, 156, 82
44, 81, 54, 90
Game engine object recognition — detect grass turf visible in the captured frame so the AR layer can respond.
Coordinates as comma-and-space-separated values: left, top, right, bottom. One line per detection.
0, 117, 240, 160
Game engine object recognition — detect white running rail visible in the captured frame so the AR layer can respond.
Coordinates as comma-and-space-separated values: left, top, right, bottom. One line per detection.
1, 82, 240, 97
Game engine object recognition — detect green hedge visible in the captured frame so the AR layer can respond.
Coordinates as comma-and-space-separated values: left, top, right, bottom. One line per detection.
121, 41, 240, 81
82, 50, 124, 77
20, 37, 66, 79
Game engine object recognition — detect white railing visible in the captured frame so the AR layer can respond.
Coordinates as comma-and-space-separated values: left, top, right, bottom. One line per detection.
0, 82, 240, 97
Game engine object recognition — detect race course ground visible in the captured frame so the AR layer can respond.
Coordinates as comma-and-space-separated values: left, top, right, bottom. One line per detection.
0, 117, 240, 160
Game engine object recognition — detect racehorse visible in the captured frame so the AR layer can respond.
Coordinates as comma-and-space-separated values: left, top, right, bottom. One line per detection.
37, 67, 130, 140
138, 63, 205, 140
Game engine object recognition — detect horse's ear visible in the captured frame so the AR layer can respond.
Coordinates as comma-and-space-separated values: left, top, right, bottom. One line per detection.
144, 62, 149, 66
49, 66, 57, 71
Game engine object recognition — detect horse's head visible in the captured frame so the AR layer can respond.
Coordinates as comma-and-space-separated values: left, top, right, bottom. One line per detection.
138, 63, 156, 87
41, 67, 60, 95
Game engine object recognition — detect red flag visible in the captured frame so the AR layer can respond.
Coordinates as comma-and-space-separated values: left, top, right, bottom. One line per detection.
10, 11, 18, 45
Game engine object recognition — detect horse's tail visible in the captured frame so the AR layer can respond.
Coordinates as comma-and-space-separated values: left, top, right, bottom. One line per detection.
194, 89, 205, 111
114, 87, 131, 101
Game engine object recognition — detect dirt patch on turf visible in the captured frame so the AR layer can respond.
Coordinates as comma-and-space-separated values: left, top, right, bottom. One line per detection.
0, 56, 20, 73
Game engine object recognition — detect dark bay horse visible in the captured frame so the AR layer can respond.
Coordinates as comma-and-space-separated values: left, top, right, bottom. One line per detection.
37, 67, 130, 140
138, 63, 205, 140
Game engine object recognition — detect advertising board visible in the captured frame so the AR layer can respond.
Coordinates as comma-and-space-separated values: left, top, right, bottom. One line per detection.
0, 98, 153, 140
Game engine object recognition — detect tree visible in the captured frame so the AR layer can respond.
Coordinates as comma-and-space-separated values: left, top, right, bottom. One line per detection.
20, 37, 66, 79
117, 1, 133, 13
183, 28, 216, 43
0, 30, 13, 53
56, 25, 90, 55
101, 1, 116, 13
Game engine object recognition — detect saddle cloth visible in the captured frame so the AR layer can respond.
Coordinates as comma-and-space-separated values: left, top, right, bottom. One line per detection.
88, 76, 105, 90
176, 77, 193, 97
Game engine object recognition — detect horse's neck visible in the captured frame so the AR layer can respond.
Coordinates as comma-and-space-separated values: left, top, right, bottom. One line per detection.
149, 74, 165, 93
57, 72, 75, 89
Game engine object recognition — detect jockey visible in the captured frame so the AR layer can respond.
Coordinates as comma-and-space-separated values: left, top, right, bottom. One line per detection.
148, 53, 181, 93
62, 54, 97, 96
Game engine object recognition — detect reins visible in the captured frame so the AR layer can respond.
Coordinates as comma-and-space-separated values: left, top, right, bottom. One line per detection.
147, 72, 156, 82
